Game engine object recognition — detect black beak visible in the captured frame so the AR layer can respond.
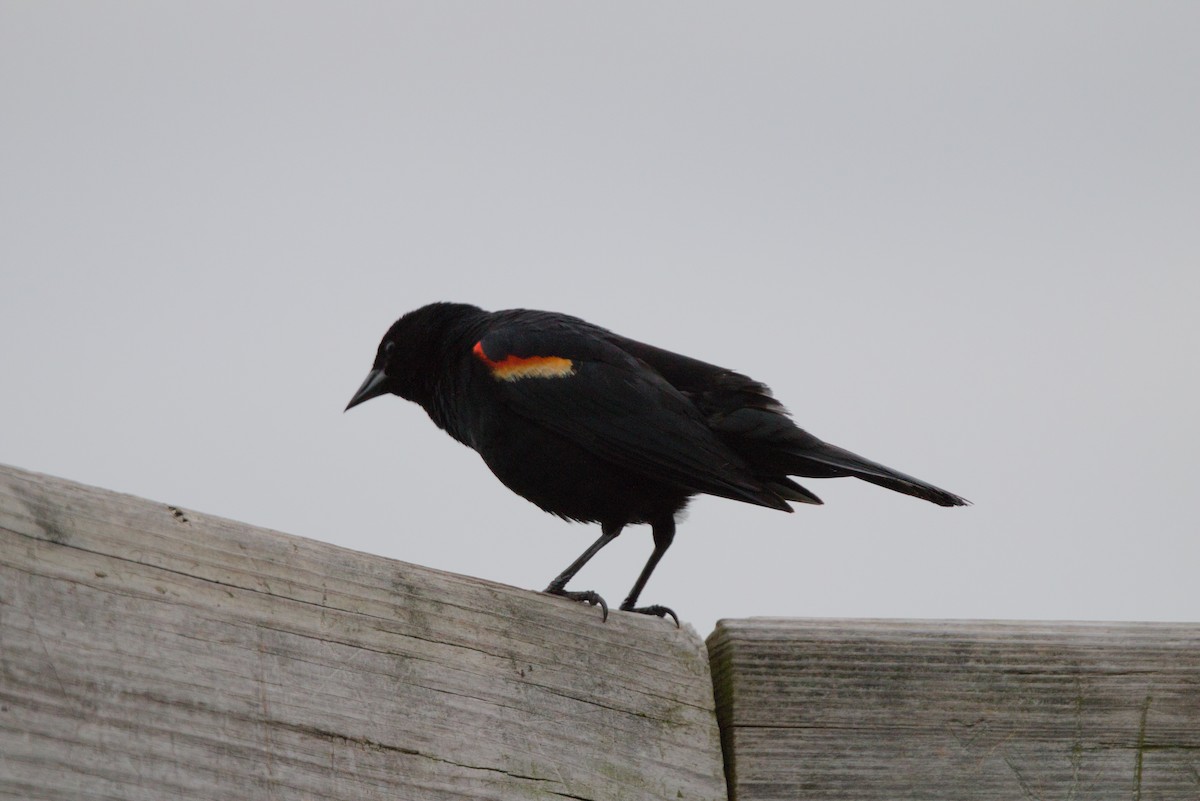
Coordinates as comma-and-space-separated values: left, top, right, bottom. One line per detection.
345, 369, 389, 411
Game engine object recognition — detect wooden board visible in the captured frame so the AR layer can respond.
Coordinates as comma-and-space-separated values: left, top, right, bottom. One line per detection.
708, 617, 1200, 800
0, 464, 727, 801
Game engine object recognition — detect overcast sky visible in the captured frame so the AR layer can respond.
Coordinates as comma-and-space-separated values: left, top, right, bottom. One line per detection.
3, 2, 1197, 637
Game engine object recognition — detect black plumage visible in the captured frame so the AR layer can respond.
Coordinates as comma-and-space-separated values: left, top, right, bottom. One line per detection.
346, 302, 968, 623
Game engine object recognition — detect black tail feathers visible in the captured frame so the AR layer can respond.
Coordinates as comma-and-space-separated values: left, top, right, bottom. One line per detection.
786, 441, 969, 507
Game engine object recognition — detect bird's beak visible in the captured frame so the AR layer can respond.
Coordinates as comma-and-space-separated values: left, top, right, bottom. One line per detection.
345, 369, 389, 411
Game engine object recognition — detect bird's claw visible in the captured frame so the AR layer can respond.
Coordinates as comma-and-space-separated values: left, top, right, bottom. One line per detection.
620, 603, 680, 627
544, 587, 609, 622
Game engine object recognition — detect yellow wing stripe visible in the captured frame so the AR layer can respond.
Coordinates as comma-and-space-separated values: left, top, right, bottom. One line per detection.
473, 341, 575, 382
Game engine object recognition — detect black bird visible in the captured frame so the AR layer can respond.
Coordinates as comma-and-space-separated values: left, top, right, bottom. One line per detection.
346, 302, 968, 624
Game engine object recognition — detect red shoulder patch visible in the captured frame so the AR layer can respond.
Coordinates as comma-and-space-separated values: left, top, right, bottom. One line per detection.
472, 340, 575, 382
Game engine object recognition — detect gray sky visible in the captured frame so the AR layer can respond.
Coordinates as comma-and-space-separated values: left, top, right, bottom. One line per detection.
3, 2, 1198, 636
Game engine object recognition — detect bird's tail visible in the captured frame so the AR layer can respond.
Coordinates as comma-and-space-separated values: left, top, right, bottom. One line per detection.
785, 440, 969, 507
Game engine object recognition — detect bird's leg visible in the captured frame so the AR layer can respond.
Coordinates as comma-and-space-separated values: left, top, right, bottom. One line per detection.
544, 522, 622, 621
619, 517, 679, 626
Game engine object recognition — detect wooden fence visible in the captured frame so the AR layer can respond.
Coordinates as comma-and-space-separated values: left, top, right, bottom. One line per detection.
708, 618, 1200, 800
3, 464, 1197, 800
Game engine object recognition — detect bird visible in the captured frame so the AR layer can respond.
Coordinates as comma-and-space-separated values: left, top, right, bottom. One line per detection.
346, 302, 968, 624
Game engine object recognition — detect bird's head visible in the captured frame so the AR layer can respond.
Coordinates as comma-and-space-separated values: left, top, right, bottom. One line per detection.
345, 302, 483, 412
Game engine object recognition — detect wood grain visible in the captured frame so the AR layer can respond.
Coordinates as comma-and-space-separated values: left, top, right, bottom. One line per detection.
0, 464, 727, 801
708, 617, 1200, 800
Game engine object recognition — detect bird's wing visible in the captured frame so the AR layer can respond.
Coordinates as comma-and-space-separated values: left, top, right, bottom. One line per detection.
472, 325, 791, 511
607, 333, 966, 507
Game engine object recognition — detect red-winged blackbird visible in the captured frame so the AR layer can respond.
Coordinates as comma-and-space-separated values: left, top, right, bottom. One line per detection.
347, 302, 968, 624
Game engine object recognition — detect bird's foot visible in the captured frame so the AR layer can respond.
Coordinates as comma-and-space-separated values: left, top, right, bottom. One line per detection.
544, 586, 609, 622
619, 602, 680, 628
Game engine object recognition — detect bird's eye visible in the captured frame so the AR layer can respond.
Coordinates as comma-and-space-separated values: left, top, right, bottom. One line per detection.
377, 340, 396, 368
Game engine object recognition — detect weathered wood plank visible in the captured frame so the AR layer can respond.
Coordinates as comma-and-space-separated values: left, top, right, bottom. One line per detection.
0, 464, 727, 801
708, 617, 1200, 800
